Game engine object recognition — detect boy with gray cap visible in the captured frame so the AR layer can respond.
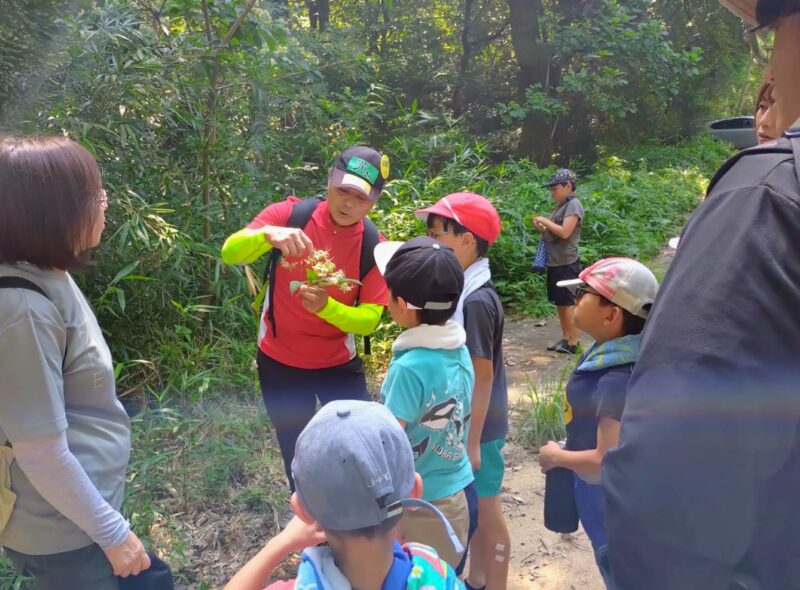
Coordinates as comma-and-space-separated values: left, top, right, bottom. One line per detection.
225, 400, 464, 590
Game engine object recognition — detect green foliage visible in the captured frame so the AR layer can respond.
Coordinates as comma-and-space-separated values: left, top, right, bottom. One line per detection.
124, 400, 288, 586
0, 0, 738, 392
514, 371, 570, 449
374, 132, 732, 316
0, 555, 31, 590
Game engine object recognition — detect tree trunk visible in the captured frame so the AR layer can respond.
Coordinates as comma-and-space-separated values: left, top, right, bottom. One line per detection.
379, 0, 389, 53
453, 0, 476, 115
507, 0, 552, 163
319, 0, 330, 30
308, 0, 318, 29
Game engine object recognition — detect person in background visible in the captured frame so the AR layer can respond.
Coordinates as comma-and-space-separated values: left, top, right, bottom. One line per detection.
533, 169, 584, 355
755, 82, 779, 144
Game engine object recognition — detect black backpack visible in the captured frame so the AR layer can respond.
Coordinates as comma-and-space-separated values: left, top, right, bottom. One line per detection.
262, 196, 381, 355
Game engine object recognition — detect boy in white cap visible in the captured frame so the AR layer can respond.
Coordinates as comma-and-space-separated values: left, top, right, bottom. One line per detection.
225, 400, 465, 590
537, 257, 657, 588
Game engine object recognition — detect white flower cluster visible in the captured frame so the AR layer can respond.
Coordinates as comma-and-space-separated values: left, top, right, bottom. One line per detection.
283, 249, 357, 293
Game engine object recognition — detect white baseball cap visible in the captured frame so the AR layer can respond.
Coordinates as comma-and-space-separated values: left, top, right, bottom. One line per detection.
557, 257, 659, 319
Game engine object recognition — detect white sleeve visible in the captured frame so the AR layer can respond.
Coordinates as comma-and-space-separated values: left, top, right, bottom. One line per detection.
12, 431, 130, 549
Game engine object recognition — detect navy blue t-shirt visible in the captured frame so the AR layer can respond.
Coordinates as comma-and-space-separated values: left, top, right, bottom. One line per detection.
463, 282, 509, 443
564, 363, 633, 452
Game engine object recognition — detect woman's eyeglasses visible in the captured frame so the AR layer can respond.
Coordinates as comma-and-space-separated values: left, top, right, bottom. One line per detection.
98, 189, 108, 211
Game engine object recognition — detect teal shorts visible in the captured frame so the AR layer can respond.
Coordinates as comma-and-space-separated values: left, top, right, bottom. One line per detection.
473, 438, 506, 497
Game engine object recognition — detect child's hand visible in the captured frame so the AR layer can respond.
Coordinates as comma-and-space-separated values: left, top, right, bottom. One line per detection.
276, 516, 327, 553
538, 440, 562, 473
532, 216, 548, 233
468, 440, 482, 471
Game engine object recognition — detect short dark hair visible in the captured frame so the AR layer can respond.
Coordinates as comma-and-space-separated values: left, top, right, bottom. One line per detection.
324, 514, 401, 540
0, 135, 103, 269
754, 82, 773, 121
558, 181, 576, 192
389, 290, 454, 325
426, 213, 489, 257
597, 297, 647, 336
756, 0, 800, 27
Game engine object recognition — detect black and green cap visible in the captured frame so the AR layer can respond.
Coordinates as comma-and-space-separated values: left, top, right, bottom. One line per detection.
330, 146, 390, 202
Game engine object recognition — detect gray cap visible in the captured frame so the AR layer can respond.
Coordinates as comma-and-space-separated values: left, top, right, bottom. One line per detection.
291, 400, 464, 553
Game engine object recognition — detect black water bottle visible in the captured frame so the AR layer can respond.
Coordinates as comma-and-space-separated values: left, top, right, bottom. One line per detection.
543, 443, 579, 533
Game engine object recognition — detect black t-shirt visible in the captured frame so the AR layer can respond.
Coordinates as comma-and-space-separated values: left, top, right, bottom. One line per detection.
603, 136, 800, 589
463, 282, 509, 443
564, 363, 632, 452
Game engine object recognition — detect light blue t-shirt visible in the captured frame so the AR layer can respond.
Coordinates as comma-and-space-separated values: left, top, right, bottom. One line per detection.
381, 323, 475, 502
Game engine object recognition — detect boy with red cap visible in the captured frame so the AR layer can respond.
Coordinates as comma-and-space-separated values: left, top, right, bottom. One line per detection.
415, 193, 510, 590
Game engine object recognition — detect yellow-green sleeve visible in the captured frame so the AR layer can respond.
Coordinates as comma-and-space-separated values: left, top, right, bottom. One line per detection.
221, 228, 273, 265
316, 300, 384, 336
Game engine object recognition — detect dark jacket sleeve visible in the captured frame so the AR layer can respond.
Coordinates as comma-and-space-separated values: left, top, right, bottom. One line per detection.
602, 145, 800, 590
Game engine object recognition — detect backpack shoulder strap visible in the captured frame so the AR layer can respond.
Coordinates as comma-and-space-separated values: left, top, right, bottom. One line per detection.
264, 196, 324, 337
0, 276, 67, 365
358, 217, 380, 283
357, 217, 380, 356
0, 276, 48, 298
287, 195, 325, 229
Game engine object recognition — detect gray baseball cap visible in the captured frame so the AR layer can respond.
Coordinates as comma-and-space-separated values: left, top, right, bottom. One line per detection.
292, 400, 463, 552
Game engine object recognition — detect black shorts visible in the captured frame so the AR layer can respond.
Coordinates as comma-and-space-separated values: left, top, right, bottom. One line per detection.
547, 261, 581, 306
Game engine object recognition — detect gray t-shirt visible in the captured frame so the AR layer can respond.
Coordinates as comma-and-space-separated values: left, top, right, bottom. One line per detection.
0, 263, 131, 555
545, 196, 584, 267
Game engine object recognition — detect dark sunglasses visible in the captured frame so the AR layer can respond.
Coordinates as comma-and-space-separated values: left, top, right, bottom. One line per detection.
575, 286, 599, 300
575, 286, 615, 307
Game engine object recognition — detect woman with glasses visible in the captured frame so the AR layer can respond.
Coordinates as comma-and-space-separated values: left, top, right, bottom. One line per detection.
0, 136, 150, 588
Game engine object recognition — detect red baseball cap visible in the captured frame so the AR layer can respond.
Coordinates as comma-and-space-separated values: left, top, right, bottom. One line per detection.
415, 192, 502, 245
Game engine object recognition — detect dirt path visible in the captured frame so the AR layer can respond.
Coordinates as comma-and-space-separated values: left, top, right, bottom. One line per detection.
500, 319, 603, 590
